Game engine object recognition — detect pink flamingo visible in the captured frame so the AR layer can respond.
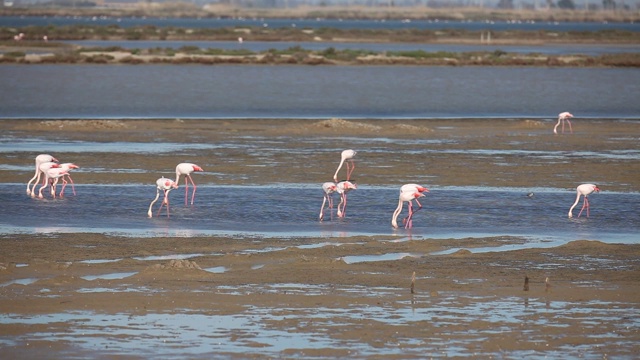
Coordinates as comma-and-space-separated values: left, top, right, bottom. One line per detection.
31, 161, 60, 197
392, 190, 426, 229
148, 177, 179, 218
26, 154, 58, 195
568, 184, 600, 218
38, 168, 68, 199
333, 149, 357, 182
319, 182, 337, 221
399, 184, 430, 226
554, 112, 573, 135
175, 163, 204, 206
336, 181, 357, 218
58, 163, 79, 197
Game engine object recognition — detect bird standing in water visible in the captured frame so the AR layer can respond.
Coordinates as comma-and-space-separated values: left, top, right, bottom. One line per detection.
148, 177, 179, 218
319, 182, 337, 221
568, 184, 600, 218
393, 185, 427, 229
27, 154, 58, 196
336, 181, 357, 218
175, 163, 204, 206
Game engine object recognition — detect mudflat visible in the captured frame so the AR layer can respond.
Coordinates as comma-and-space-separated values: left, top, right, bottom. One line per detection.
1, 118, 639, 358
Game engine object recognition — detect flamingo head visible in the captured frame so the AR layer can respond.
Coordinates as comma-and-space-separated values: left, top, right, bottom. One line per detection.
51, 156, 60, 163
64, 163, 79, 170
593, 185, 600, 193
413, 192, 425, 199
417, 186, 430, 193
193, 165, 204, 172
559, 112, 573, 119
345, 181, 357, 190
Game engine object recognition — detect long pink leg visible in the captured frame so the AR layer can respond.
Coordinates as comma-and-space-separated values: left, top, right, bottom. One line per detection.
346, 161, 355, 181
566, 119, 573, 134
158, 190, 171, 217
66, 175, 76, 196
577, 197, 589, 218
339, 194, 348, 218
562, 120, 565, 134
183, 175, 197, 205
329, 196, 334, 220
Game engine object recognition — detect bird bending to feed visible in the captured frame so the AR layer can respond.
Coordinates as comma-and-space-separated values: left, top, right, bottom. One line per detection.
554, 112, 573, 135
319, 182, 337, 221
336, 181, 357, 218
568, 183, 600, 218
333, 149, 356, 183
58, 163, 79, 197
148, 177, 179, 218
26, 154, 58, 196
175, 163, 204, 206
393, 185, 428, 229
31, 161, 60, 197
38, 168, 68, 199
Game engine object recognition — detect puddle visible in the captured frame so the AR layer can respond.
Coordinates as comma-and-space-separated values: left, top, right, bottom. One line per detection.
340, 252, 422, 264
0, 278, 39, 287
132, 254, 205, 261
80, 272, 138, 281
204, 266, 227, 274
79, 259, 122, 264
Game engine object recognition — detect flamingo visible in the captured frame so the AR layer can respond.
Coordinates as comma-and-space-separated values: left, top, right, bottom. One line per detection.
568, 184, 600, 218
38, 168, 68, 199
554, 112, 573, 135
399, 184, 429, 226
333, 149, 357, 182
175, 163, 204, 206
392, 190, 426, 229
58, 163, 79, 197
26, 154, 58, 195
31, 161, 60, 197
319, 182, 337, 221
336, 180, 357, 218
148, 177, 179, 218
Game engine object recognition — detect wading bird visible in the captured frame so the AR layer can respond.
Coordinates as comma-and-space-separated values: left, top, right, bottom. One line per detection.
319, 182, 337, 221
333, 149, 356, 182
568, 183, 600, 218
175, 163, 204, 206
392, 186, 427, 229
26, 154, 58, 196
554, 112, 573, 135
58, 163, 79, 197
38, 168, 68, 199
336, 181, 357, 218
148, 177, 179, 218
31, 161, 60, 197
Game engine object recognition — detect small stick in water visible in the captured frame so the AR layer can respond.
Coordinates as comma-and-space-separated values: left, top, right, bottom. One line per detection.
523, 276, 530, 291
410, 271, 416, 294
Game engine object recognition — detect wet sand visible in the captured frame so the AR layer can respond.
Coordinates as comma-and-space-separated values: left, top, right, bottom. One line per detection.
1, 118, 640, 357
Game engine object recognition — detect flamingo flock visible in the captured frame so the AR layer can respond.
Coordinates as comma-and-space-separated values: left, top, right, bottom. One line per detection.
26, 112, 602, 225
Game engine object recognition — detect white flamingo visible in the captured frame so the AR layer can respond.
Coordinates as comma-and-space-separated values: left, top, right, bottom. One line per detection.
39, 168, 68, 199
336, 180, 357, 218
26, 154, 58, 195
333, 149, 356, 182
319, 182, 337, 221
554, 112, 574, 135
568, 184, 600, 218
175, 163, 204, 206
392, 189, 426, 229
31, 161, 60, 197
148, 177, 179, 218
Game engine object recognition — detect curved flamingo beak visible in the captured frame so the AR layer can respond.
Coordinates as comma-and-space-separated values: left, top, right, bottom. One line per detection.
52, 157, 59, 163
68, 164, 79, 169
193, 165, 204, 172
594, 186, 600, 192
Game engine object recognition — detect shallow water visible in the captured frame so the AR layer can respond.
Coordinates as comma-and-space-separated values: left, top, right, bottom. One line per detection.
0, 290, 637, 358
1, 184, 638, 245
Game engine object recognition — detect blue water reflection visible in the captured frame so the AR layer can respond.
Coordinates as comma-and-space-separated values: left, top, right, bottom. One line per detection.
1, 184, 637, 244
